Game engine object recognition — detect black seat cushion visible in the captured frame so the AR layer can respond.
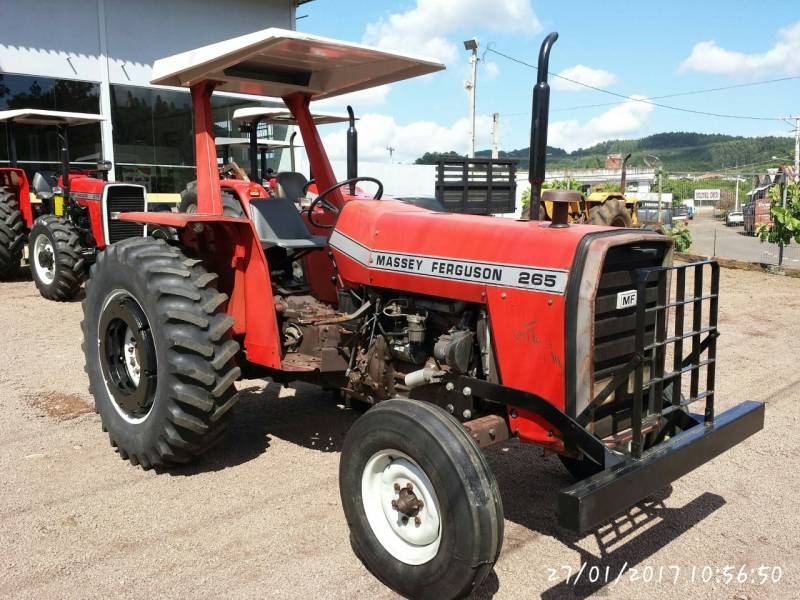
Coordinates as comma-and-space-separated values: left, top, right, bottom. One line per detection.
32, 171, 57, 198
275, 171, 309, 202
248, 197, 327, 250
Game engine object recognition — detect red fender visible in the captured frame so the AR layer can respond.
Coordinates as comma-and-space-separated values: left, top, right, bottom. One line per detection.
118, 212, 282, 369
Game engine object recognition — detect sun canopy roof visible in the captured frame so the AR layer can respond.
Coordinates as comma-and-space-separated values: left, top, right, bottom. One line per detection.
215, 137, 298, 149
151, 28, 445, 100
232, 107, 351, 125
0, 109, 105, 126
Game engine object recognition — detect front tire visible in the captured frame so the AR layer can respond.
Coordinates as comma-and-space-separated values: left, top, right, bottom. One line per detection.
81, 237, 241, 469
340, 400, 503, 599
0, 188, 25, 280
28, 215, 85, 300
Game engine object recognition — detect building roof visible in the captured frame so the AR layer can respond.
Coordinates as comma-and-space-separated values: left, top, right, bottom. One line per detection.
232, 107, 351, 125
151, 27, 444, 100
0, 109, 105, 126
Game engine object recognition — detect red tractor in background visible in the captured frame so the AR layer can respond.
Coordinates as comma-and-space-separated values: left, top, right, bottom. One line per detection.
79, 29, 764, 599
0, 109, 147, 300
177, 107, 353, 217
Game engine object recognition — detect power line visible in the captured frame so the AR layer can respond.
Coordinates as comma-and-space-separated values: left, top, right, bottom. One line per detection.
486, 47, 786, 122
548, 76, 800, 113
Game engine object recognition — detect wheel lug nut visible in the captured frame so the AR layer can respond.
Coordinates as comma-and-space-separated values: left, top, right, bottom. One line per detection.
414, 516, 421, 526
406, 483, 413, 492
401, 516, 408, 524
393, 483, 400, 492
391, 500, 398, 509
417, 500, 424, 509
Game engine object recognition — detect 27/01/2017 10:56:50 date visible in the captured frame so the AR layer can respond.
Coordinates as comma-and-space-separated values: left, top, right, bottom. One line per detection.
546, 563, 784, 586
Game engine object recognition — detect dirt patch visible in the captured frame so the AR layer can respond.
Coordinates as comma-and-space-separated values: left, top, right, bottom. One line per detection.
27, 392, 93, 420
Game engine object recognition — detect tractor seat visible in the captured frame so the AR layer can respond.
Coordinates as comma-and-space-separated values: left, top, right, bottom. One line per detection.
275, 171, 309, 202
32, 171, 58, 200
248, 197, 328, 250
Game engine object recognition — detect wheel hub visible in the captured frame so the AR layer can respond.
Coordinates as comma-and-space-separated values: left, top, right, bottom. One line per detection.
362, 450, 442, 565
33, 234, 56, 284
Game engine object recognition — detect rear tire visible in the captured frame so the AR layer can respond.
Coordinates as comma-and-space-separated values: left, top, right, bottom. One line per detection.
178, 181, 245, 217
0, 188, 25, 280
28, 215, 85, 300
588, 198, 633, 227
340, 400, 503, 599
81, 237, 241, 469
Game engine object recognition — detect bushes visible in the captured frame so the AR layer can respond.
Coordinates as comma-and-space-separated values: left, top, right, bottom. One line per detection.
668, 223, 692, 252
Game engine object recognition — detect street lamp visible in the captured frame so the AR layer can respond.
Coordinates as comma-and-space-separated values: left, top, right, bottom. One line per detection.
463, 38, 479, 159
644, 154, 664, 224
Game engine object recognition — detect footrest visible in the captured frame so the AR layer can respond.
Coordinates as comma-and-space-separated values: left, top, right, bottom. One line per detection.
558, 400, 765, 533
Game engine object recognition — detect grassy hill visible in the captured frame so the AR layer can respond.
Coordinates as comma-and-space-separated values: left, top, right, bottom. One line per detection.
472, 132, 794, 172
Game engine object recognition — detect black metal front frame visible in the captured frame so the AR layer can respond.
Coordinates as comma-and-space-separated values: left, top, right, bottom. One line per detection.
448, 259, 764, 533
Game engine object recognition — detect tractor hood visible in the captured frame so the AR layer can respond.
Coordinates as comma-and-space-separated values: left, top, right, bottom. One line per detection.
330, 199, 618, 303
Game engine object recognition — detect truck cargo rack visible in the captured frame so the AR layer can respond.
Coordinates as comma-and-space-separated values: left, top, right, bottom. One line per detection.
435, 157, 517, 215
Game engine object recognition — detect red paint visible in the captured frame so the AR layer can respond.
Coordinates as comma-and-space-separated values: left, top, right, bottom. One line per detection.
0, 168, 32, 227
191, 82, 224, 215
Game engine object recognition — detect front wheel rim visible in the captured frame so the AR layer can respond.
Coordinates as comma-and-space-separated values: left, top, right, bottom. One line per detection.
33, 233, 56, 284
361, 449, 442, 565
98, 290, 157, 424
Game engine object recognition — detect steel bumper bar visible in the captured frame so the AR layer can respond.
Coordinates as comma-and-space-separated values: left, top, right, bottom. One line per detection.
558, 400, 765, 533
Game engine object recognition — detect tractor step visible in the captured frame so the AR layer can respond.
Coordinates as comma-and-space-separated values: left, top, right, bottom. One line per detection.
558, 400, 764, 533
281, 353, 321, 372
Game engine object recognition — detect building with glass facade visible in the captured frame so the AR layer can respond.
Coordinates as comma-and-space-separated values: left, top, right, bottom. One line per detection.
0, 0, 301, 194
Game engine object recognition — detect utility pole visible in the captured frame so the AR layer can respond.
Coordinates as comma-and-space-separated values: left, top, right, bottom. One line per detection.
491, 112, 500, 159
657, 169, 663, 224
794, 117, 799, 182
386, 146, 395, 163
463, 38, 479, 158
735, 161, 740, 211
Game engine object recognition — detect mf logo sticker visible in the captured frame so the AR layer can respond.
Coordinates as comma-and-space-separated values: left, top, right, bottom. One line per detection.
616, 290, 638, 309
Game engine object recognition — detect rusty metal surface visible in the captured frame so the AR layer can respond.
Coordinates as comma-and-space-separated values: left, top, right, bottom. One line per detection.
463, 414, 510, 448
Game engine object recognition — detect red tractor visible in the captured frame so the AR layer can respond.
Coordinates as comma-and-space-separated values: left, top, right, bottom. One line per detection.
0, 109, 147, 300
79, 29, 764, 598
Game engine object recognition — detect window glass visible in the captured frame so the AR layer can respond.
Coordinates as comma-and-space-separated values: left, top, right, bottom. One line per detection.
111, 85, 155, 165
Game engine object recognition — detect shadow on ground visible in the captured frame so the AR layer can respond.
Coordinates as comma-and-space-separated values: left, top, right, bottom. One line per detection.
168, 384, 726, 598
168, 380, 360, 476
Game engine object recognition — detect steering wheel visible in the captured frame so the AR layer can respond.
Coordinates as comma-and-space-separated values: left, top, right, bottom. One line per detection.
307, 177, 384, 229
302, 178, 315, 196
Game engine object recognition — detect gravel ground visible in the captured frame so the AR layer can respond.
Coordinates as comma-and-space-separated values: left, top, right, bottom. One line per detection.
0, 267, 798, 600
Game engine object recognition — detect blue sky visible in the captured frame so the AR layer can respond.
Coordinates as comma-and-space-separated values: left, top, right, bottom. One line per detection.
300, 1, 800, 162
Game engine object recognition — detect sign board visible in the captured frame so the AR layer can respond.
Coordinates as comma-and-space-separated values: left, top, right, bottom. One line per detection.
694, 189, 721, 202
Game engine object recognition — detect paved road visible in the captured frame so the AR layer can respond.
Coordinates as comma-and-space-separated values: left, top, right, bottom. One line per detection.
687, 213, 800, 267
0, 268, 798, 599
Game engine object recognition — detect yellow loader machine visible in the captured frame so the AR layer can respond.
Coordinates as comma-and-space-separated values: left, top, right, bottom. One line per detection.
541, 152, 639, 227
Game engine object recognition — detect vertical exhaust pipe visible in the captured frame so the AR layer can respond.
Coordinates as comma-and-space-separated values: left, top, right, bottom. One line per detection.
620, 153, 632, 194
526, 32, 558, 220
289, 131, 298, 172
347, 105, 358, 194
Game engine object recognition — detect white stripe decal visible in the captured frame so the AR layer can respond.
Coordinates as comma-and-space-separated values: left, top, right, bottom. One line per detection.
329, 230, 568, 294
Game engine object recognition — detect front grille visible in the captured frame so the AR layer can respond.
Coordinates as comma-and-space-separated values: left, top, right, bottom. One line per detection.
593, 243, 666, 386
106, 185, 145, 244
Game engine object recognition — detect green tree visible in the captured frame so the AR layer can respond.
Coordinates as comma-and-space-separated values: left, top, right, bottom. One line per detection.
414, 151, 464, 165
757, 182, 800, 246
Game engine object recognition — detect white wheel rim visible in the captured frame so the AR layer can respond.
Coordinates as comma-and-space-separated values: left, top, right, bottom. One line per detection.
33, 233, 56, 284
361, 449, 442, 565
99, 289, 153, 425
123, 325, 141, 387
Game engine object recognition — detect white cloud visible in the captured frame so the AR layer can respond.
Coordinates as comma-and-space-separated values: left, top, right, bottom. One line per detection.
484, 61, 500, 80
362, 0, 541, 65
551, 65, 618, 92
679, 21, 800, 77
548, 96, 655, 152
321, 113, 496, 163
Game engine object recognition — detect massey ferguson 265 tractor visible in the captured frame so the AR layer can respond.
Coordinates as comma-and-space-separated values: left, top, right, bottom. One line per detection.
0, 109, 146, 300
79, 29, 764, 599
